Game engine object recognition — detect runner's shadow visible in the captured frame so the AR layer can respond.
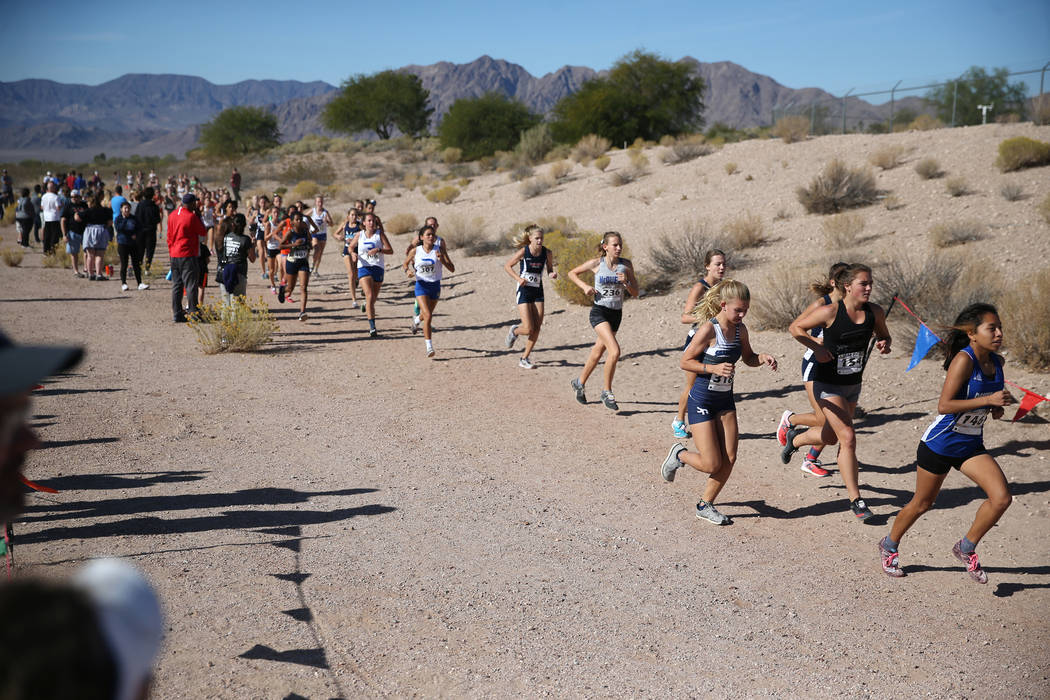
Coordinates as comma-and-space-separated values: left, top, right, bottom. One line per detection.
990, 438, 1050, 458
855, 410, 927, 430
38, 437, 119, 449
34, 387, 125, 396
735, 385, 798, 401
35, 470, 208, 492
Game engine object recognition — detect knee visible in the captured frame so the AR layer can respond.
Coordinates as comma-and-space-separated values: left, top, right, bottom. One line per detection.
912, 497, 936, 515
989, 491, 1012, 513
837, 428, 856, 451
606, 346, 621, 362
820, 426, 839, 446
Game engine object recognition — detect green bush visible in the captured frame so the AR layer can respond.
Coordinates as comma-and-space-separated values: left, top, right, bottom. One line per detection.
797, 159, 878, 214
425, 186, 460, 204
772, 115, 810, 143
593, 155, 611, 171
290, 180, 322, 201
518, 123, 553, 164
189, 297, 279, 354
996, 137, 1050, 172
438, 92, 540, 161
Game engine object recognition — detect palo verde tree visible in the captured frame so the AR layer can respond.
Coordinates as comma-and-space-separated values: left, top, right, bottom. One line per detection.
199, 106, 280, 159
322, 70, 433, 140
551, 50, 705, 145
925, 66, 1028, 126
437, 92, 540, 160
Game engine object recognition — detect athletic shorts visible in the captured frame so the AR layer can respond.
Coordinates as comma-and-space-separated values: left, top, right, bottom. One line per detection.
286, 257, 310, 276
266, 248, 279, 258
198, 257, 208, 286
916, 441, 987, 476
342, 245, 350, 257
814, 380, 861, 403
358, 265, 384, 283
687, 390, 735, 425
589, 305, 622, 332
801, 357, 818, 382
312, 233, 327, 242
415, 279, 441, 300
254, 230, 264, 242
65, 232, 82, 254
517, 285, 544, 305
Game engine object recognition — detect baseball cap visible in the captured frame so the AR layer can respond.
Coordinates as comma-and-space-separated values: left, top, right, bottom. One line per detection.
71, 189, 81, 197
0, 329, 82, 396
181, 193, 197, 205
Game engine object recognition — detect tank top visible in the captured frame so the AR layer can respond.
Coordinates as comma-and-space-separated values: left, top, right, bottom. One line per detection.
414, 241, 443, 283
201, 206, 215, 227
287, 224, 310, 260
519, 245, 548, 288
691, 319, 743, 398
813, 301, 874, 386
311, 208, 327, 235
593, 257, 628, 310
357, 231, 384, 269
687, 278, 714, 337
921, 347, 1004, 457
802, 294, 833, 361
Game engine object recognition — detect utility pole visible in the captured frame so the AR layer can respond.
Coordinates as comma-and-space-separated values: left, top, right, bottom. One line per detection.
978, 103, 994, 124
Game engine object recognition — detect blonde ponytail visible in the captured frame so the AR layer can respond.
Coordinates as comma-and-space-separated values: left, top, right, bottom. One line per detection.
691, 279, 751, 322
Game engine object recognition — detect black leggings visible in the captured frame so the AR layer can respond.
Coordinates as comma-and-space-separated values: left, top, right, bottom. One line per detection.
118, 243, 143, 285
141, 226, 157, 266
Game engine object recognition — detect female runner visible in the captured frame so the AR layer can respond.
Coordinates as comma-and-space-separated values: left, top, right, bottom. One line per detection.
402, 224, 455, 357
277, 209, 312, 321
784, 263, 892, 520
250, 195, 270, 280
503, 224, 557, 369
356, 212, 393, 337
878, 303, 1012, 582
337, 207, 362, 308
307, 195, 333, 275
661, 279, 777, 524
775, 262, 848, 477
568, 232, 638, 411
672, 249, 726, 437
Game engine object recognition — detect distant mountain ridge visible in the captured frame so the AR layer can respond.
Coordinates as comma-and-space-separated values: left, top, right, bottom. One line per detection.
0, 58, 924, 160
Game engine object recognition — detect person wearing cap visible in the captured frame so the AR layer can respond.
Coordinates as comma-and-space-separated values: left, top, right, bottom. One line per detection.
167, 193, 206, 322
40, 181, 63, 255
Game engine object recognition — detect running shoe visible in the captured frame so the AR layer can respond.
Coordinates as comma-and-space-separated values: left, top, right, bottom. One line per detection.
661, 443, 686, 482
121, 283, 129, 291
780, 427, 801, 464
271, 286, 277, 295
96, 275, 109, 281
696, 501, 731, 525
800, 458, 830, 477
426, 346, 435, 358
776, 410, 794, 446
349, 300, 358, 308
850, 498, 873, 521
570, 378, 586, 404
369, 328, 378, 338
951, 541, 988, 584
138, 283, 149, 290
671, 419, 689, 439
600, 390, 619, 411
89, 274, 97, 281
277, 285, 285, 303
286, 295, 296, 304
878, 537, 905, 578
261, 271, 268, 280
518, 356, 534, 370
505, 324, 518, 349
298, 312, 308, 321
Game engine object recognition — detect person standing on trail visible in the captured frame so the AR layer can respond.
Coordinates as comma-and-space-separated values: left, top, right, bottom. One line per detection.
167, 193, 205, 323
229, 168, 241, 203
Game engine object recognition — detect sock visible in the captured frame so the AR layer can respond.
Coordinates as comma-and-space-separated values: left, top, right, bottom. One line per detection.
425, 339, 433, 351
959, 536, 977, 554
881, 535, 898, 552
807, 447, 822, 460
368, 319, 376, 331
413, 315, 420, 325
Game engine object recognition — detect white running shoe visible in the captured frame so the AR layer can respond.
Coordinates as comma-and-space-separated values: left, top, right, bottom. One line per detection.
137, 283, 149, 290
505, 324, 518, 349
121, 283, 129, 291
518, 356, 534, 369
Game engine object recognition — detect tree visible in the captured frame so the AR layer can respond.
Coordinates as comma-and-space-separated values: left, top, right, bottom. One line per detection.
322, 70, 432, 140
925, 66, 1028, 126
437, 92, 539, 161
551, 50, 705, 145
199, 106, 279, 159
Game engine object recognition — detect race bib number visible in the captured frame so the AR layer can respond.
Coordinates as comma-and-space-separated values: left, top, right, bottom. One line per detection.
707, 372, 734, 392
836, 351, 863, 375
289, 248, 308, 260
522, 271, 541, 287
953, 409, 989, 436
417, 263, 435, 275
363, 248, 380, 262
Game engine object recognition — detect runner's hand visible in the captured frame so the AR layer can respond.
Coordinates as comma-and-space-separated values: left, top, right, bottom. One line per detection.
712, 363, 735, 378
761, 354, 778, 371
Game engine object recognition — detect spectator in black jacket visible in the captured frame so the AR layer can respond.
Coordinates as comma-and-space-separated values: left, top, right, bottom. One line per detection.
133, 186, 161, 272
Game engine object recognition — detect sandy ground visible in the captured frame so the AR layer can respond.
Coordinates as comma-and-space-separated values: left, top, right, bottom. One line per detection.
2, 122, 1049, 699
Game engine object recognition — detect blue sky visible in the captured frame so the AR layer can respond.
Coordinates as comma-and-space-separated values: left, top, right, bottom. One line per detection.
5, 0, 1047, 98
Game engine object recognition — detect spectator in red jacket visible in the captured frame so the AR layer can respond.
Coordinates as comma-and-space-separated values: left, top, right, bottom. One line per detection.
167, 193, 205, 323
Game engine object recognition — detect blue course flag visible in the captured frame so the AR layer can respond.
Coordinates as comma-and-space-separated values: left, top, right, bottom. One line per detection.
907, 323, 940, 371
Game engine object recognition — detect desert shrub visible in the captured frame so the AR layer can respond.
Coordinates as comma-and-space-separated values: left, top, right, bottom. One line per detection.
797, 159, 878, 214
868, 144, 911, 170
609, 163, 649, 186
0, 207, 14, 226
548, 160, 571, 180
629, 150, 650, 168
648, 220, 729, 280
102, 242, 119, 268
883, 194, 903, 210
281, 157, 335, 184
822, 212, 866, 251
442, 147, 462, 164
945, 176, 969, 196
385, 213, 419, 235
501, 215, 582, 248
749, 266, 821, 331
458, 178, 471, 187
999, 182, 1024, 201
425, 186, 460, 204
42, 249, 71, 269
1, 247, 24, 267
1039, 193, 1050, 224
659, 135, 676, 147
908, 114, 943, 131
999, 266, 1050, 370
273, 186, 287, 197
545, 143, 572, 162
571, 134, 610, 164
929, 220, 984, 248
773, 207, 792, 221
995, 113, 1022, 124
546, 229, 633, 306
914, 157, 942, 179
661, 138, 713, 165
996, 136, 1050, 172
723, 162, 739, 175
722, 212, 766, 249
519, 176, 553, 199
290, 180, 322, 201
593, 155, 611, 171
518, 123, 553, 164
440, 214, 501, 257
188, 297, 278, 354
509, 163, 534, 182
772, 115, 810, 143
478, 156, 497, 171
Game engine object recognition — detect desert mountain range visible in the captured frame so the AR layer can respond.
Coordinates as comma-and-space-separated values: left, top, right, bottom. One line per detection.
0, 55, 925, 160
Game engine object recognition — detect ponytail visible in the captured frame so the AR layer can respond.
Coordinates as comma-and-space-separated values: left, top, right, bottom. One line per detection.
597, 231, 622, 256
514, 224, 543, 248
810, 261, 849, 296
692, 279, 750, 322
